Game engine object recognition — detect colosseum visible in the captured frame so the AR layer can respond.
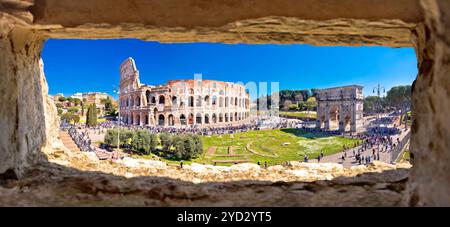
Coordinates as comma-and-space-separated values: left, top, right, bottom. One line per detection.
119, 58, 251, 127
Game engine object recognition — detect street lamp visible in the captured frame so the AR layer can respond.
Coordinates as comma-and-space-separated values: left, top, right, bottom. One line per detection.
113, 88, 121, 155
402, 96, 411, 130
373, 83, 386, 120
373, 83, 386, 156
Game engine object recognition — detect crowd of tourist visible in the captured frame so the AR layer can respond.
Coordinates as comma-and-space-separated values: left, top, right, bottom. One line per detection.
309, 114, 406, 165
67, 126, 95, 152
65, 115, 310, 136
366, 125, 401, 136
345, 121, 402, 165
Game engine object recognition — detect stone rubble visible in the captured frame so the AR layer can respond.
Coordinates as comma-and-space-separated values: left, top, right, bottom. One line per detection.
0, 145, 412, 206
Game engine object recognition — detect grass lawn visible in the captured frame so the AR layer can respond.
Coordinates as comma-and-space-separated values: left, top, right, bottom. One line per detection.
280, 111, 317, 119
196, 128, 359, 166
127, 128, 361, 166
397, 150, 410, 163
400, 112, 412, 126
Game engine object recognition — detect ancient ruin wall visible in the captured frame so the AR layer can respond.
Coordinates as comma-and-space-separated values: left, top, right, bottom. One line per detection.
0, 25, 51, 176
407, 0, 450, 206
27, 0, 422, 46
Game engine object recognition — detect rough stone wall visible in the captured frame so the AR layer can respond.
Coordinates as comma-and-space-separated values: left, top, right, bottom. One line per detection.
0, 1, 62, 177
407, 0, 450, 206
0, 162, 411, 206
0, 21, 49, 177
31, 0, 424, 26
2, 0, 450, 206
39, 59, 64, 154
0, 146, 412, 206
26, 0, 422, 46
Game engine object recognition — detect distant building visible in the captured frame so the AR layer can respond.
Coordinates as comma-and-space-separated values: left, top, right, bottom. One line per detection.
71, 93, 83, 100
53, 93, 64, 102
82, 92, 110, 107
54, 92, 115, 116
78, 92, 114, 115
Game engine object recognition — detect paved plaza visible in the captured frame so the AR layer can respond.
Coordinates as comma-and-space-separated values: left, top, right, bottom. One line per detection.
311, 114, 410, 167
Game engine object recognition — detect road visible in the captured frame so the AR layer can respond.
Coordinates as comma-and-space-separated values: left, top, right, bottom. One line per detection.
310, 114, 410, 167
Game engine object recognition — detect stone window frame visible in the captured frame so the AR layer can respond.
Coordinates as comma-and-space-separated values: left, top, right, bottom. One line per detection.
1, 0, 448, 206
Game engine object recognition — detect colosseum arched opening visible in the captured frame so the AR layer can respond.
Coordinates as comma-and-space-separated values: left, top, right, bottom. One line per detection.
1, 0, 449, 206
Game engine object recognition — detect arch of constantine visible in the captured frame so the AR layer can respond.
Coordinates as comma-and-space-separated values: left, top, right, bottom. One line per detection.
315, 85, 364, 132
119, 58, 251, 127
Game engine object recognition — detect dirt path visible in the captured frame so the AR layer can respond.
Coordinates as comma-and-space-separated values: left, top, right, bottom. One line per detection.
228, 146, 235, 155
206, 146, 217, 158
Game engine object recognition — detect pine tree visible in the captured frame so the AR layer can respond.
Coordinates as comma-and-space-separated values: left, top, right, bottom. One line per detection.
86, 103, 98, 127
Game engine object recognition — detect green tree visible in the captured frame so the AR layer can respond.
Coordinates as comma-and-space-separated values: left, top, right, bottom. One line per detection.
67, 106, 80, 114
298, 101, 306, 111
364, 96, 386, 114
282, 100, 293, 111
104, 129, 117, 147
173, 135, 187, 159
100, 97, 118, 116
191, 134, 203, 157
58, 96, 66, 102
57, 108, 63, 115
86, 103, 98, 127
311, 88, 320, 97
81, 98, 87, 116
104, 128, 136, 148
294, 94, 304, 103
72, 98, 81, 106
66, 97, 74, 102
149, 134, 158, 152
305, 97, 317, 114
181, 135, 196, 160
386, 85, 412, 127
159, 132, 173, 151
61, 112, 80, 124
131, 129, 154, 154
257, 89, 312, 110
385, 85, 412, 109
172, 134, 203, 160
288, 104, 299, 111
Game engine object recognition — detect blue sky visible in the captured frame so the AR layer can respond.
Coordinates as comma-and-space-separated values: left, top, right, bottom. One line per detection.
42, 39, 417, 99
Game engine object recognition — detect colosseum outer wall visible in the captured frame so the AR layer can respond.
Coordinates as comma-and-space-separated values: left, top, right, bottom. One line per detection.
118, 58, 250, 127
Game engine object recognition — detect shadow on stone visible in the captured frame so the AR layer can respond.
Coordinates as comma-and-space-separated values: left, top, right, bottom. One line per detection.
0, 160, 409, 207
